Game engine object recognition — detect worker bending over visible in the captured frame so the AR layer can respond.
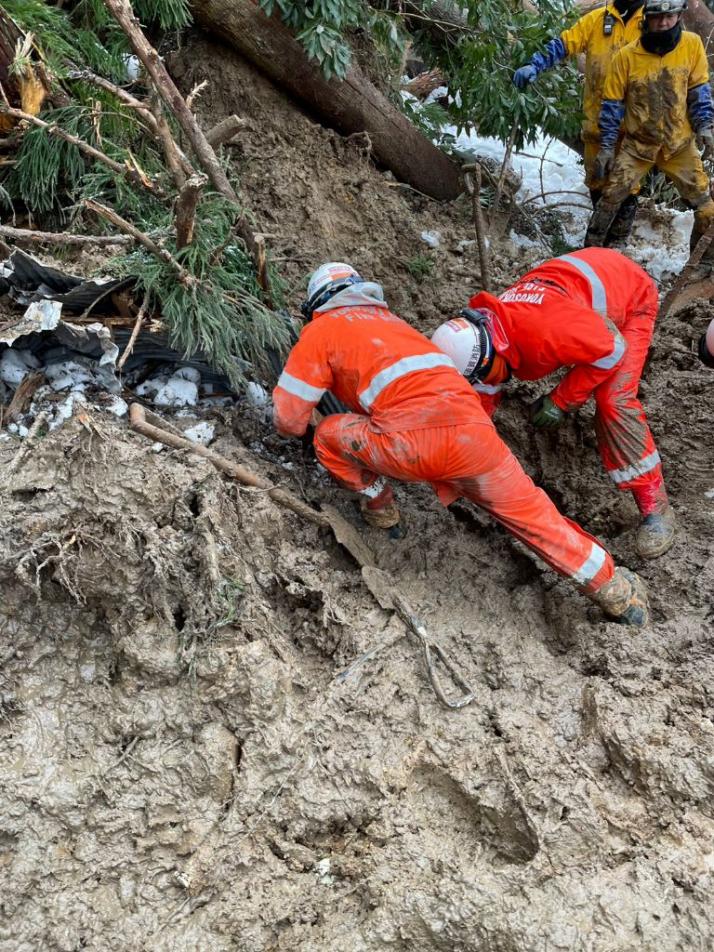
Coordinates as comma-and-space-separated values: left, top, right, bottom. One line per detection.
432, 248, 674, 559
586, 0, 714, 256
513, 0, 644, 244
273, 262, 648, 626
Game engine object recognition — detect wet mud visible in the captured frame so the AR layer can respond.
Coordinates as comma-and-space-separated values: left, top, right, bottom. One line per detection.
1, 34, 714, 952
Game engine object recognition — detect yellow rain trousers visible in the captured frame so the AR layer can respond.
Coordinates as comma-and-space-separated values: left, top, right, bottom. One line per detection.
561, 5, 644, 188
599, 33, 714, 235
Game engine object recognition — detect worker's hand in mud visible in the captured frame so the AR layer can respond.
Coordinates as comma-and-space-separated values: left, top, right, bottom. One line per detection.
697, 128, 714, 160
513, 64, 537, 89
531, 394, 566, 429
593, 147, 615, 181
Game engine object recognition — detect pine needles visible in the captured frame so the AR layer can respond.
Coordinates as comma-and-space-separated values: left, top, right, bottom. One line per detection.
0, 0, 290, 386
111, 195, 289, 386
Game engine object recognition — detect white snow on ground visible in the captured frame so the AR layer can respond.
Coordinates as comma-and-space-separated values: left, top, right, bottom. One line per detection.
447, 127, 690, 281
184, 421, 215, 446
406, 77, 693, 285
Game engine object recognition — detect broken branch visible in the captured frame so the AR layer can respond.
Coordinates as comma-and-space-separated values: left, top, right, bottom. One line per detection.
103, 0, 271, 300
0, 223, 131, 247
205, 114, 246, 148
83, 199, 197, 287
174, 172, 208, 249
117, 288, 151, 372
464, 164, 491, 292
129, 403, 329, 527
0, 102, 162, 194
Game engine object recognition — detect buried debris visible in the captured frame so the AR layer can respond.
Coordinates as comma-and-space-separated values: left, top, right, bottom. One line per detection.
129, 402, 476, 709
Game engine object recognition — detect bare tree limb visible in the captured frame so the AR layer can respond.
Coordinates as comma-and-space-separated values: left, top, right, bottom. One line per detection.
83, 199, 197, 287
463, 165, 491, 292
103, 0, 268, 296
0, 223, 131, 246
205, 114, 246, 148
175, 172, 208, 249
117, 287, 151, 371
0, 100, 162, 194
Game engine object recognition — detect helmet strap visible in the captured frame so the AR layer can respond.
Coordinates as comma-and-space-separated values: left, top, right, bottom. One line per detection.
301, 275, 362, 319
458, 307, 496, 383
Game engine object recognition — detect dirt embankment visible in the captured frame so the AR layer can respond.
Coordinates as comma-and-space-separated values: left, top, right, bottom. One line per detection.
1, 33, 714, 952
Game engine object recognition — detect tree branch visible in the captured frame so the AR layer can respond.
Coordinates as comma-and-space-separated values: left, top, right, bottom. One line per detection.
0, 223, 131, 246
174, 172, 207, 249
83, 199, 197, 287
103, 0, 269, 298
205, 114, 246, 148
0, 100, 162, 194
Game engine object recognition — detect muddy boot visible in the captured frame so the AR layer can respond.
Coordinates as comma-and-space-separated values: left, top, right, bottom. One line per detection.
360, 497, 401, 529
636, 505, 676, 559
359, 483, 401, 529
584, 200, 620, 247
590, 567, 649, 627
605, 194, 638, 248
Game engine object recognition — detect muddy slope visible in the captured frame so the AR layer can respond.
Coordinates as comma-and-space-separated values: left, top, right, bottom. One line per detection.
1, 34, 714, 952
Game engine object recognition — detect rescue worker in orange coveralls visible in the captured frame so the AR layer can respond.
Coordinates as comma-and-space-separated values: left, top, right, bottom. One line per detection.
432, 247, 674, 560
273, 261, 648, 626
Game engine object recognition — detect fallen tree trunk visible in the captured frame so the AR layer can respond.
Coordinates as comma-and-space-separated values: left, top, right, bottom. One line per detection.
191, 0, 464, 201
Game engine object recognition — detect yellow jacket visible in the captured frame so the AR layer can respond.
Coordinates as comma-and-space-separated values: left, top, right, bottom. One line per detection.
603, 31, 709, 158
561, 5, 644, 140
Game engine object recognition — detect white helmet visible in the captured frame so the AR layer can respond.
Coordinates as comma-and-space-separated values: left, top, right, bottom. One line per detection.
302, 262, 362, 317
431, 309, 493, 382
644, 0, 687, 14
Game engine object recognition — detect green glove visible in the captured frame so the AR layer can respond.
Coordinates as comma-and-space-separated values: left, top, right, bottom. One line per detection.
531, 394, 566, 428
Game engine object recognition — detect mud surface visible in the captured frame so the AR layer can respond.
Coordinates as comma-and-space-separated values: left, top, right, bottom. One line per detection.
2, 34, 714, 952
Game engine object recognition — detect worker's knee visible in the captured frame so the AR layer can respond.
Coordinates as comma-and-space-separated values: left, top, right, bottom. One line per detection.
694, 198, 714, 225
313, 413, 366, 465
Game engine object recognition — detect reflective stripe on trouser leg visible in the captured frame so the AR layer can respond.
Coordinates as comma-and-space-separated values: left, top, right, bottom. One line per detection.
593, 311, 663, 494
451, 442, 614, 594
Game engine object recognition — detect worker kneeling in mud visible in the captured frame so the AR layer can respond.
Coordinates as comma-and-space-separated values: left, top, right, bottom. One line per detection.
513, 0, 644, 245
433, 247, 674, 561
273, 261, 648, 626
585, 0, 714, 259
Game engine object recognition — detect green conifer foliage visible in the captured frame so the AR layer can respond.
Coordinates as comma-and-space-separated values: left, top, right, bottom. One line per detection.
0, 0, 289, 385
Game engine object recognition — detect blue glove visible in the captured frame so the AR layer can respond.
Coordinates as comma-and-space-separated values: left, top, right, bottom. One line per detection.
513, 64, 538, 89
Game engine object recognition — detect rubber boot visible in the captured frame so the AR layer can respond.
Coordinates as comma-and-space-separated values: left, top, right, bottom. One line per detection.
590, 567, 649, 626
636, 504, 676, 559
359, 484, 401, 529
605, 194, 638, 248
584, 200, 620, 247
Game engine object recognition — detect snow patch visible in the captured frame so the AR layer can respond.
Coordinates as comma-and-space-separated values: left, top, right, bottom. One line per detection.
184, 422, 215, 446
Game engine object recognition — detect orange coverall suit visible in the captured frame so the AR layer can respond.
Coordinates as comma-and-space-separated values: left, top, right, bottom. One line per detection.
273, 301, 615, 594
468, 248, 665, 515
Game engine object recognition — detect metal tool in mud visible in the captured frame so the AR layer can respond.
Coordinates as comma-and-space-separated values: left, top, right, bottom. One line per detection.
340, 564, 476, 710
128, 403, 476, 710
324, 507, 476, 709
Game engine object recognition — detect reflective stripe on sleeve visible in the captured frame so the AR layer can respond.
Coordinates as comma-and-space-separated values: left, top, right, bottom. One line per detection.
558, 254, 607, 316
473, 382, 503, 395
360, 476, 386, 498
359, 352, 454, 410
572, 541, 607, 585
608, 450, 661, 485
592, 329, 626, 369
276, 370, 326, 403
